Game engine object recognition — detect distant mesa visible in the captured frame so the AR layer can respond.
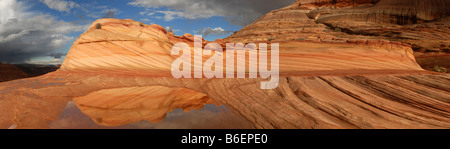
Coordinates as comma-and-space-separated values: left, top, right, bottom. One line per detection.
0, 63, 28, 82
0, 63, 59, 83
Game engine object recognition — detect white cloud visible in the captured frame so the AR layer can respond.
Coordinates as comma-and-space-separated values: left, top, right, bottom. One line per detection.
0, 0, 23, 23
157, 10, 184, 21
140, 9, 156, 16
140, 18, 151, 23
27, 58, 65, 65
165, 26, 181, 33
101, 8, 119, 14
77, 4, 121, 19
129, 0, 295, 26
0, 0, 87, 63
196, 27, 234, 37
39, 0, 79, 13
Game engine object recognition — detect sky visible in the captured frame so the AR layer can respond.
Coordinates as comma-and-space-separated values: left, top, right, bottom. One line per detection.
0, 0, 294, 65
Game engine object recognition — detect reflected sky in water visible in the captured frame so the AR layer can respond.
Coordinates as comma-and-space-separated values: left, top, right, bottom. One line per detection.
50, 101, 254, 129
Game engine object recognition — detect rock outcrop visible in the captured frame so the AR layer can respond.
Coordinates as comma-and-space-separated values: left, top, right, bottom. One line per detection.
225, 0, 450, 72
61, 19, 175, 72
0, 18, 449, 129
0, 63, 28, 82
225, 0, 335, 43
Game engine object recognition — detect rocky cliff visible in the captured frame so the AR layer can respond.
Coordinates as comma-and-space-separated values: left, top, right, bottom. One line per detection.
225, 0, 450, 72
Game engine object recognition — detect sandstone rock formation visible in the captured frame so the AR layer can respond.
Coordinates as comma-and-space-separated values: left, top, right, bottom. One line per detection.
0, 63, 28, 82
0, 17, 449, 129
225, 0, 335, 43
225, 0, 450, 72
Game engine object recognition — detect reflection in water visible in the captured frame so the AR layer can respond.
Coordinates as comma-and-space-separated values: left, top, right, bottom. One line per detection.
49, 86, 254, 129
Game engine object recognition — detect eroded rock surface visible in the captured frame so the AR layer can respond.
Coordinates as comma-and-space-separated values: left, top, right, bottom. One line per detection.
0, 16, 449, 129
225, 0, 450, 72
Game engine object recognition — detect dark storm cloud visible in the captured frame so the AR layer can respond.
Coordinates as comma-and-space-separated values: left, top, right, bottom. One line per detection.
47, 52, 67, 59
0, 0, 87, 63
129, 0, 295, 26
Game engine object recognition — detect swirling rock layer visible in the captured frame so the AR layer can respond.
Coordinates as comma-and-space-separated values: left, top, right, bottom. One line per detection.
226, 0, 450, 72
0, 14, 449, 128
0, 70, 448, 129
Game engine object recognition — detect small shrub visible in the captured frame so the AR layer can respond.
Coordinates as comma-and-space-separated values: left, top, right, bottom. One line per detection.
139, 22, 144, 27
268, 38, 275, 41
433, 66, 447, 73
95, 23, 102, 29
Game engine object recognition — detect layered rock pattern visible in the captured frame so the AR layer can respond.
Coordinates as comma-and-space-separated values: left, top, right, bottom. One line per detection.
225, 1, 336, 43
0, 69, 448, 129
226, 0, 450, 72
0, 11, 449, 128
61, 19, 175, 72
